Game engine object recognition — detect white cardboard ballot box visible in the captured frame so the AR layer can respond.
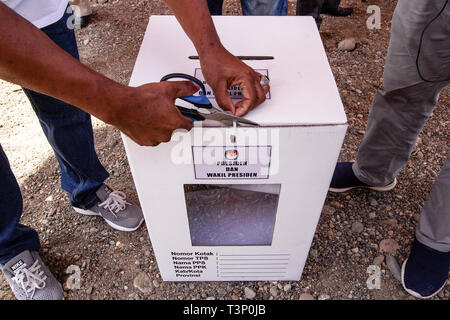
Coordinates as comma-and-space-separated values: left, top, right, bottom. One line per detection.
122, 16, 348, 281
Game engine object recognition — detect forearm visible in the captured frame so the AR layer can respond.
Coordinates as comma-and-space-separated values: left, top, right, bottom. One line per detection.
0, 3, 127, 123
163, 0, 227, 57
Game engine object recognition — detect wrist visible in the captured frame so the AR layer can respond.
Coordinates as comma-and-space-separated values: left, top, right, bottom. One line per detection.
197, 40, 227, 59
94, 79, 131, 126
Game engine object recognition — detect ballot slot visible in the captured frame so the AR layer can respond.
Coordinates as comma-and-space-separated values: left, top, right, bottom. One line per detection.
188, 56, 274, 60
184, 184, 281, 246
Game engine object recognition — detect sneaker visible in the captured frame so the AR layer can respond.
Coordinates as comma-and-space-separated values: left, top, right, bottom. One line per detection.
1, 250, 63, 300
329, 162, 397, 192
73, 184, 144, 232
74, 15, 91, 29
401, 238, 450, 299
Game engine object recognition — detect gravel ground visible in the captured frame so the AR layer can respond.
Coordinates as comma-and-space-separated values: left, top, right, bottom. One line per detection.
0, 0, 449, 300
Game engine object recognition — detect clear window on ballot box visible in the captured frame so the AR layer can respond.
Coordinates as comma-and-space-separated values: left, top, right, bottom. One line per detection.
184, 184, 281, 246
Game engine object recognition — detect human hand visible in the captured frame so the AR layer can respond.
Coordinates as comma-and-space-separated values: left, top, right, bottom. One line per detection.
109, 81, 198, 146
199, 46, 270, 117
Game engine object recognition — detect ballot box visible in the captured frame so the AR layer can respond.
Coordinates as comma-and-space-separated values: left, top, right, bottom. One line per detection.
122, 16, 347, 281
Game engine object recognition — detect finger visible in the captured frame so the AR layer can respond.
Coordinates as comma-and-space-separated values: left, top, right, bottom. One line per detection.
213, 81, 235, 114
234, 79, 257, 117
254, 80, 267, 107
164, 80, 200, 98
177, 113, 194, 131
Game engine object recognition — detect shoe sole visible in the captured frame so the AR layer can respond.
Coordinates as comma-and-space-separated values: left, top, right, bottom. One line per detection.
73, 207, 144, 232
328, 178, 397, 193
400, 258, 446, 299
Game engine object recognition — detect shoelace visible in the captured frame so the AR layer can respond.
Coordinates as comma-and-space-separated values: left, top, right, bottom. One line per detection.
12, 260, 47, 299
98, 190, 131, 216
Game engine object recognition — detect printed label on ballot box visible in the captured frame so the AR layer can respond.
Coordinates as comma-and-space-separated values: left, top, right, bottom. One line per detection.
192, 146, 271, 179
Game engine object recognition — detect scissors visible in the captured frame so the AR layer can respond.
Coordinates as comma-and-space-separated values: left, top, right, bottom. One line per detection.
160, 73, 260, 126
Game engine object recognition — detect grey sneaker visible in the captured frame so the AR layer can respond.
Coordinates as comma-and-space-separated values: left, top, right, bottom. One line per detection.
1, 250, 63, 300
73, 185, 144, 232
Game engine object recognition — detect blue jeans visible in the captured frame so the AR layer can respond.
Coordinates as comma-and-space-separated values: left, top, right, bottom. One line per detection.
0, 8, 108, 264
207, 0, 288, 15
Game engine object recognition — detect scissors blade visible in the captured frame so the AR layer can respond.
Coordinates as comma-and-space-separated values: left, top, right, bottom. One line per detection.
201, 110, 260, 126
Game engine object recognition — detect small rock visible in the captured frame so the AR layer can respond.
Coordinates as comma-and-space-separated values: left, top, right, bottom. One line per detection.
310, 249, 318, 258
152, 279, 160, 288
116, 241, 125, 249
373, 255, 385, 265
206, 297, 215, 300
217, 288, 226, 296
270, 286, 278, 297
86, 286, 93, 295
380, 219, 398, 228
369, 198, 378, 207
379, 239, 400, 255
369, 212, 377, 219
283, 284, 292, 292
386, 255, 401, 281
45, 195, 53, 202
83, 38, 89, 45
330, 201, 341, 208
97, 0, 108, 4
351, 221, 364, 233
322, 205, 336, 215
244, 287, 256, 299
133, 272, 154, 293
318, 294, 331, 300
299, 293, 315, 300
338, 38, 356, 51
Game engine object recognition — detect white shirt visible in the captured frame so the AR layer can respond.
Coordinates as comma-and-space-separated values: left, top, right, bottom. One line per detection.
2, 0, 68, 29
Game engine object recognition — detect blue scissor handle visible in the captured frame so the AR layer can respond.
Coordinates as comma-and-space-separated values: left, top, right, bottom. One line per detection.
160, 73, 212, 109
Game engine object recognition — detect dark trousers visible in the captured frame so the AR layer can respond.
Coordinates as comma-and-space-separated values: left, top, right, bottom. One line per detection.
207, 0, 288, 15
0, 8, 108, 264
296, 0, 341, 27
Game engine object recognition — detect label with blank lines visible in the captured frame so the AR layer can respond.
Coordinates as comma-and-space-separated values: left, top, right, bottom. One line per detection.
217, 253, 290, 278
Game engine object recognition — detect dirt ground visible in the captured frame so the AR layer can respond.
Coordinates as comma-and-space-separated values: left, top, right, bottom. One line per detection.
0, 0, 449, 300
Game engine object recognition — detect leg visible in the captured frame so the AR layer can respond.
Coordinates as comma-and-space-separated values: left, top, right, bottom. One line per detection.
0, 145, 40, 265
353, 0, 450, 186
241, 0, 288, 16
416, 152, 450, 252
353, 81, 446, 186
296, 0, 325, 27
0, 154, 63, 300
23, 7, 109, 209
207, 0, 224, 15
401, 155, 450, 298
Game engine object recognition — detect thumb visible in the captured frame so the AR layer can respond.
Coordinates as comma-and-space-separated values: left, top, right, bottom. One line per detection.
213, 81, 235, 114
164, 80, 200, 98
